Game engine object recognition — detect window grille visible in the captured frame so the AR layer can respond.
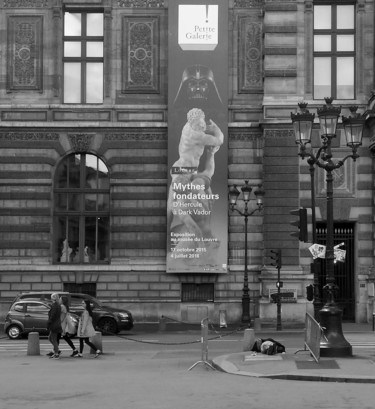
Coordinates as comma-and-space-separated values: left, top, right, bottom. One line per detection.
181, 283, 214, 302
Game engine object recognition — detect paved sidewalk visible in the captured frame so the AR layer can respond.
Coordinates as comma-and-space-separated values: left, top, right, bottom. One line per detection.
212, 323, 375, 383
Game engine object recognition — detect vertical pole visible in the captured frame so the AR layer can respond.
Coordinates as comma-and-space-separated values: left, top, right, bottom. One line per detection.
319, 138, 352, 357
309, 160, 317, 245
325, 168, 335, 303
276, 264, 282, 331
202, 318, 208, 362
242, 211, 250, 324
309, 158, 321, 320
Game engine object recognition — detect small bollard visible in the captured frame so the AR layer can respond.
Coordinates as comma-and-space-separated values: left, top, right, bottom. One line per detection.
90, 331, 103, 354
27, 332, 40, 356
242, 328, 255, 352
219, 310, 227, 328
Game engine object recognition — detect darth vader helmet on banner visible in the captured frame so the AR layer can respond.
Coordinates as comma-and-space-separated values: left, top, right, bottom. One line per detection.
173, 64, 223, 106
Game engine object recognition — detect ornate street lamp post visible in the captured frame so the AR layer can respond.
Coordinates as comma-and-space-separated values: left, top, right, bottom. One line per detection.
291, 98, 365, 357
229, 181, 265, 326
291, 102, 321, 318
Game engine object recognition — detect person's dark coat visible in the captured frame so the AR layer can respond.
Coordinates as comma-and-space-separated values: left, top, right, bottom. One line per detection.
47, 302, 62, 333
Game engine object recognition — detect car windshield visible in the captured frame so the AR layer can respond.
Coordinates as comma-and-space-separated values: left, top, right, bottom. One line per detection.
70, 295, 101, 309
85, 295, 103, 307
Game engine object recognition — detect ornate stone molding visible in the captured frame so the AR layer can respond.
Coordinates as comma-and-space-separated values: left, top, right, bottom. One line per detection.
234, 0, 263, 8
122, 16, 160, 94
238, 15, 263, 93
0, 132, 59, 141
105, 133, 166, 141
229, 132, 262, 142
7, 15, 43, 91
68, 134, 94, 152
118, 0, 164, 7
3, 0, 48, 7
264, 129, 294, 139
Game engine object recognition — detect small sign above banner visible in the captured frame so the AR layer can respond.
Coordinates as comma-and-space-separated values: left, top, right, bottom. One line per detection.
178, 4, 218, 51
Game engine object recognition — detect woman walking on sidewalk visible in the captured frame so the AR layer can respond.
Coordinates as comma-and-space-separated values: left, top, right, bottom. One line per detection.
76, 300, 101, 358
60, 296, 79, 357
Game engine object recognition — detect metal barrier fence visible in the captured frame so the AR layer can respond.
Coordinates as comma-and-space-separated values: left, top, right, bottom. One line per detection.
188, 318, 216, 371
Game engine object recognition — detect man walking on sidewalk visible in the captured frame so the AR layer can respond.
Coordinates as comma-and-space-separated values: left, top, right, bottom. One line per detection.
47, 293, 62, 359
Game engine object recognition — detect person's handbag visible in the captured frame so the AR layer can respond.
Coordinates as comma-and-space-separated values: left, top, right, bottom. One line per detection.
65, 312, 77, 335
87, 319, 96, 337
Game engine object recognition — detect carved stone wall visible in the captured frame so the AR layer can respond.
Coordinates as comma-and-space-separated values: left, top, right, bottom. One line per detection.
3, 0, 48, 7
6, 15, 43, 91
117, 0, 164, 7
122, 16, 160, 94
238, 15, 263, 94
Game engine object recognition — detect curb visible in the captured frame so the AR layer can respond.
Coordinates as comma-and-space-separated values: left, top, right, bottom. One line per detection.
212, 353, 375, 384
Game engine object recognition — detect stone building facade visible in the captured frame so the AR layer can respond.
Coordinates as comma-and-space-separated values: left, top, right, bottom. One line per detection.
0, 0, 374, 327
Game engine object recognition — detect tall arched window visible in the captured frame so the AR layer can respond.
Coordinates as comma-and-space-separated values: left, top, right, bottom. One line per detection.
54, 154, 110, 264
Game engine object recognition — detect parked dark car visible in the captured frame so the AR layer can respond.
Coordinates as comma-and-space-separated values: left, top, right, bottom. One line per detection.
13, 291, 134, 334
4, 300, 79, 340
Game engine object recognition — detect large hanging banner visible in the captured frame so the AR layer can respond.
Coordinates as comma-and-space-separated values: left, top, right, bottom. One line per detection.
167, 0, 228, 273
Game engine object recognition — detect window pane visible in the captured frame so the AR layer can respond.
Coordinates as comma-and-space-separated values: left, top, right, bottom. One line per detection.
64, 13, 81, 36
314, 6, 331, 29
86, 173, 97, 189
64, 42, 81, 57
14, 304, 24, 312
68, 193, 80, 211
56, 162, 68, 188
98, 194, 109, 211
86, 63, 103, 103
64, 283, 96, 297
85, 194, 109, 211
337, 57, 354, 99
54, 154, 110, 264
87, 13, 103, 36
314, 57, 331, 99
56, 217, 79, 263
27, 303, 49, 313
68, 154, 81, 188
97, 217, 109, 261
85, 217, 109, 262
337, 5, 354, 30
87, 42, 103, 57
85, 155, 108, 176
86, 154, 98, 174
85, 165, 109, 208
64, 63, 81, 103
68, 216, 80, 263
55, 193, 80, 212
55, 193, 68, 211
85, 193, 97, 211
314, 35, 331, 52
337, 35, 354, 52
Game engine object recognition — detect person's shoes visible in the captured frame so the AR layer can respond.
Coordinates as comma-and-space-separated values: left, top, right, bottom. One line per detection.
94, 350, 101, 358
70, 350, 79, 357
46, 351, 54, 357
74, 353, 83, 358
57, 350, 62, 357
51, 354, 60, 359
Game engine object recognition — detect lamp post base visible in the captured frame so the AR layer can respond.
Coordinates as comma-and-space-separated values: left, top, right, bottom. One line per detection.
319, 303, 352, 357
241, 296, 251, 326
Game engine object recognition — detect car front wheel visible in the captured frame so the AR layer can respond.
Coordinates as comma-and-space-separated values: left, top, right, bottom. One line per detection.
6, 324, 22, 340
97, 318, 118, 335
